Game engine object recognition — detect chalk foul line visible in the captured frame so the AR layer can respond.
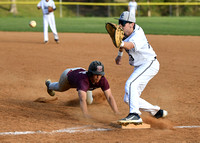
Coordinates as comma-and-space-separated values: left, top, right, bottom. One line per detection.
174, 125, 200, 129
0, 126, 111, 136
0, 125, 200, 136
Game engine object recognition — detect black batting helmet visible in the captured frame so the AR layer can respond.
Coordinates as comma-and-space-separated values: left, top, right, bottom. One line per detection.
88, 61, 105, 76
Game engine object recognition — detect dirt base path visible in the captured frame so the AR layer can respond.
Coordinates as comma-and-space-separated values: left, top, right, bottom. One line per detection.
0, 32, 200, 142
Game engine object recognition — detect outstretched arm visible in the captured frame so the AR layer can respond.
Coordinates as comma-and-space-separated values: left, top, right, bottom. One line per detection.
104, 88, 120, 114
78, 90, 89, 118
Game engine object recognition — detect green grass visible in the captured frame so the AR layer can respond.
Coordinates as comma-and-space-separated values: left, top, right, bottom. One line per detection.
137, 17, 200, 36
0, 17, 200, 36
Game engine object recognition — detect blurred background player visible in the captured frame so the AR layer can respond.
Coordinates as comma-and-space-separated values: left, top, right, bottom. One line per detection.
115, 11, 168, 124
45, 61, 119, 118
128, 0, 137, 18
37, 0, 59, 44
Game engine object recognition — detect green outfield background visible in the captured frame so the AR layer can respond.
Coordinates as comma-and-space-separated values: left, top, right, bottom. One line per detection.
0, 1, 200, 35
0, 17, 200, 36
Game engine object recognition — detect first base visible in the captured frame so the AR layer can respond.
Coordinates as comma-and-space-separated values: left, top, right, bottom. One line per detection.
111, 121, 151, 129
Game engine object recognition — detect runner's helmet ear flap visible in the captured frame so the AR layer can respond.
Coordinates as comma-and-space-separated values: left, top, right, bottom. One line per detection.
88, 61, 105, 76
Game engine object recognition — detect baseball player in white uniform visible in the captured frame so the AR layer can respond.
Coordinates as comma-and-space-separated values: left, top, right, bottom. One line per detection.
115, 11, 168, 124
128, 0, 137, 17
37, 0, 59, 44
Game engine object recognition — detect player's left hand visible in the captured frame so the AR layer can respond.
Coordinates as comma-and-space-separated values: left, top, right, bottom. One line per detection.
105, 23, 124, 48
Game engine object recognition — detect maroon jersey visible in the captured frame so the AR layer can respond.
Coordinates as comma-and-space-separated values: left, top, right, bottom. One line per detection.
67, 68, 110, 92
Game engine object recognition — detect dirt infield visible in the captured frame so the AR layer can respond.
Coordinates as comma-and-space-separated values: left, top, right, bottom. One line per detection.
0, 31, 200, 142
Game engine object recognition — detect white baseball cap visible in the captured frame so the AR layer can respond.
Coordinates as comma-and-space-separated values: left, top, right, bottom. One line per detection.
118, 11, 136, 23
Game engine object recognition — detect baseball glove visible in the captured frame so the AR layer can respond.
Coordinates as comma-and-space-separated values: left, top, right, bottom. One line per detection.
105, 22, 124, 48
48, 6, 54, 13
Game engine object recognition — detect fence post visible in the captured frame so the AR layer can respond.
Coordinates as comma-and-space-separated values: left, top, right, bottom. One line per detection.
169, 5, 172, 16
76, 5, 79, 17
147, 0, 151, 17
176, 3, 179, 16
108, 5, 110, 17
137, 5, 140, 17
59, 0, 62, 18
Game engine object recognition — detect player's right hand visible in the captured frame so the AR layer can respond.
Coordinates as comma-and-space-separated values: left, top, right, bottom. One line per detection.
115, 56, 122, 65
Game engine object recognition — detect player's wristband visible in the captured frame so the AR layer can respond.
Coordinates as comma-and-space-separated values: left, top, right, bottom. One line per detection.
120, 41, 124, 47
118, 51, 123, 56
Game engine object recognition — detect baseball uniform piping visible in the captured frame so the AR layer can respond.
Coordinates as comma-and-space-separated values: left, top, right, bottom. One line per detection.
128, 59, 155, 113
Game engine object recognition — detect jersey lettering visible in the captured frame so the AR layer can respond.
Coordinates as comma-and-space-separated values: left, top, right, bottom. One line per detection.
79, 71, 87, 74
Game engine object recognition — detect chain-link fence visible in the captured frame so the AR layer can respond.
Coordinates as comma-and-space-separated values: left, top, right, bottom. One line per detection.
63, 4, 200, 17
0, 1, 200, 17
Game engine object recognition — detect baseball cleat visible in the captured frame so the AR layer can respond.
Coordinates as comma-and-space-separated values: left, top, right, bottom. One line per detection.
118, 113, 143, 124
55, 39, 59, 44
45, 79, 55, 96
154, 109, 168, 119
44, 41, 49, 44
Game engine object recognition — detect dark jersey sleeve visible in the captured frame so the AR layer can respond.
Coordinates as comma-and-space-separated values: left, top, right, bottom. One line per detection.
99, 76, 110, 91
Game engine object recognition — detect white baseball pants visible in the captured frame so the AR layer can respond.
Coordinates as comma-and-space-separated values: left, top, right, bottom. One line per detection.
43, 13, 59, 42
124, 59, 160, 116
